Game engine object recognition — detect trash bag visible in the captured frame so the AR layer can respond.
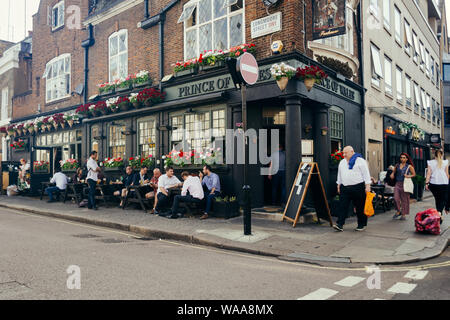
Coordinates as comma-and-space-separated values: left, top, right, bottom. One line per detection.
415, 209, 441, 235
364, 192, 375, 217
6, 185, 19, 196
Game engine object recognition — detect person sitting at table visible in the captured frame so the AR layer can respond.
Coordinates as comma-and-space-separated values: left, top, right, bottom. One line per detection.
72, 168, 84, 184
199, 165, 221, 220
169, 171, 204, 219
45, 169, 68, 203
134, 166, 150, 186
113, 166, 135, 207
155, 166, 182, 215
145, 168, 162, 214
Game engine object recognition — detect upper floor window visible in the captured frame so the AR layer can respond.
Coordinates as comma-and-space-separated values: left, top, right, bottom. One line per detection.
394, 6, 401, 44
419, 41, 425, 71
370, 0, 380, 18
370, 44, 383, 87
384, 56, 392, 96
396, 67, 402, 102
431, 56, 435, 82
426, 94, 431, 121
52, 1, 65, 30
43, 54, 71, 103
405, 75, 412, 108
404, 20, 412, 55
425, 50, 430, 77
413, 82, 420, 113
109, 29, 128, 82
329, 106, 344, 154
412, 31, 419, 63
180, 0, 245, 60
382, 0, 390, 30
443, 63, 450, 82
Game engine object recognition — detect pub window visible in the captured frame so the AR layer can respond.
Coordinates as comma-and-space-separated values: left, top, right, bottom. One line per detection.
405, 75, 412, 108
384, 56, 392, 96
108, 123, 126, 158
43, 53, 71, 103
52, 1, 65, 30
370, 44, 383, 87
109, 29, 128, 82
138, 119, 157, 157
212, 109, 226, 138
170, 115, 184, 148
329, 107, 344, 153
180, 0, 245, 60
263, 107, 286, 126
91, 125, 99, 154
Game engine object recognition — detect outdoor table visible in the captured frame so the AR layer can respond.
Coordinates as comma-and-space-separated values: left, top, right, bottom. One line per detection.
40, 182, 55, 200
123, 184, 153, 213
63, 183, 88, 206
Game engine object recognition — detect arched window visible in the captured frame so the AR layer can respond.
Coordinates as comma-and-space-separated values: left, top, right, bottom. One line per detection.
43, 53, 71, 103
329, 106, 344, 153
109, 29, 128, 81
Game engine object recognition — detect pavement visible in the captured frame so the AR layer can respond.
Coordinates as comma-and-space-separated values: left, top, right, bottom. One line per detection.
0, 193, 448, 265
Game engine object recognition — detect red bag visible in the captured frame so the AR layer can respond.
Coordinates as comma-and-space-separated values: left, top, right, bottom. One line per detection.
415, 209, 441, 235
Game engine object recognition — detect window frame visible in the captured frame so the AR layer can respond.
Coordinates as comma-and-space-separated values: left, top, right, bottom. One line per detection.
393, 6, 401, 45
426, 94, 431, 121
107, 122, 127, 159
182, 0, 246, 60
396, 66, 403, 103
382, 0, 391, 30
404, 19, 412, 55
413, 82, 420, 113
405, 75, 412, 109
384, 56, 393, 96
329, 106, 345, 154
108, 29, 128, 82
137, 116, 157, 158
370, 44, 383, 87
412, 31, 419, 64
52, 1, 65, 30
44, 53, 71, 103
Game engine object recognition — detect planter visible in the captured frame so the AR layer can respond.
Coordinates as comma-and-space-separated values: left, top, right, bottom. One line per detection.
46, 124, 53, 131
119, 102, 131, 112
211, 200, 240, 219
276, 77, 289, 91
40, 126, 46, 133
34, 169, 49, 174
321, 129, 328, 136
143, 99, 153, 108
174, 67, 198, 78
413, 183, 424, 201
68, 120, 74, 127
116, 84, 132, 92
133, 79, 153, 89
60, 122, 65, 129
304, 78, 316, 91
53, 123, 59, 130
100, 109, 110, 116
103, 166, 124, 172
199, 61, 225, 72
132, 101, 142, 109
62, 169, 77, 175
13, 147, 26, 152
99, 88, 115, 96
7, 131, 14, 137
27, 127, 35, 134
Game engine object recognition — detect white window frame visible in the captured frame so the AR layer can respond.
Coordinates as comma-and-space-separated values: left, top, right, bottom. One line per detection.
431, 56, 435, 83
1, 88, 8, 121
413, 82, 420, 112
426, 94, 431, 121
370, 0, 380, 18
384, 56, 392, 96
371, 44, 383, 86
419, 41, 425, 70
52, 1, 65, 30
182, 0, 246, 60
43, 53, 71, 103
394, 6, 401, 44
404, 20, 412, 55
108, 29, 128, 82
405, 75, 412, 108
396, 67, 402, 103
425, 49, 430, 77
383, 0, 390, 30
420, 88, 427, 116
412, 31, 419, 64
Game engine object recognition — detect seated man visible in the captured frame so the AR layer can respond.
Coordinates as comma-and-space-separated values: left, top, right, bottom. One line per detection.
45, 169, 68, 203
133, 166, 150, 186
155, 166, 182, 215
199, 165, 221, 220
72, 168, 85, 184
145, 168, 162, 214
170, 171, 204, 219
113, 166, 135, 207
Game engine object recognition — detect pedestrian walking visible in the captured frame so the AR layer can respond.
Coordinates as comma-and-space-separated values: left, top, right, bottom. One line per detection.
425, 149, 448, 221
333, 146, 371, 232
86, 151, 101, 210
390, 153, 416, 220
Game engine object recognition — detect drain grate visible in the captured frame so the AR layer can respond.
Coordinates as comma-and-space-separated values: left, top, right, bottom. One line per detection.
96, 238, 129, 244
72, 234, 101, 239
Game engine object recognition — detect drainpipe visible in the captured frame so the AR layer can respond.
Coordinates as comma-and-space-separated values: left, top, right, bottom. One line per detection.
81, 24, 95, 104
159, 12, 165, 88
144, 0, 150, 19
355, 2, 366, 157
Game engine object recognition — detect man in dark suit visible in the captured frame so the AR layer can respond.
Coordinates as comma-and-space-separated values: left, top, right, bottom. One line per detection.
114, 166, 136, 207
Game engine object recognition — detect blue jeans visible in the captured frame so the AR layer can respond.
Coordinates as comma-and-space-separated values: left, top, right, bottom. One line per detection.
205, 191, 220, 214
272, 170, 286, 205
87, 179, 97, 209
46, 186, 62, 201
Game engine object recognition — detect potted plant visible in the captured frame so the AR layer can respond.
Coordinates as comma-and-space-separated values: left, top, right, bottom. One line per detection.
11, 139, 27, 151
129, 155, 155, 170
24, 121, 35, 134
16, 123, 25, 136
102, 157, 124, 171
106, 97, 120, 113
133, 70, 152, 88
116, 76, 133, 92
212, 196, 240, 219
76, 103, 92, 118
199, 50, 226, 71
227, 43, 256, 58
129, 92, 141, 109
173, 58, 199, 77
98, 81, 115, 96
53, 113, 65, 129
7, 124, 15, 137
60, 158, 79, 174
270, 62, 296, 91
137, 88, 165, 107
117, 96, 131, 112
412, 175, 425, 201
33, 161, 50, 174
64, 113, 80, 128
296, 65, 328, 91
304, 124, 312, 134
0, 126, 6, 138
321, 126, 329, 136
43, 116, 53, 131
93, 100, 108, 116
330, 150, 344, 166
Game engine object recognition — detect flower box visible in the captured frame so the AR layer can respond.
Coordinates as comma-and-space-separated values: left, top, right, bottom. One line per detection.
116, 84, 132, 92
174, 67, 198, 78
62, 169, 77, 175
99, 88, 115, 97
199, 60, 225, 72
103, 166, 124, 172
211, 199, 240, 219
133, 79, 153, 89
34, 168, 49, 174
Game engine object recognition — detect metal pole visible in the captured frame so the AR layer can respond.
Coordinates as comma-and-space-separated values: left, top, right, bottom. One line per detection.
242, 84, 251, 235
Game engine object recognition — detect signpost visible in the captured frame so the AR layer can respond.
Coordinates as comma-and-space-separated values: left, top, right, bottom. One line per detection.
226, 52, 259, 236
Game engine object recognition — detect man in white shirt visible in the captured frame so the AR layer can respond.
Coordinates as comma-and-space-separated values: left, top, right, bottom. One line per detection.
334, 146, 371, 232
170, 171, 204, 219
155, 166, 182, 215
86, 151, 101, 210
45, 169, 68, 202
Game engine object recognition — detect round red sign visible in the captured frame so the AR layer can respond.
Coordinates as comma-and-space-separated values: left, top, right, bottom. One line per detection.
238, 52, 259, 85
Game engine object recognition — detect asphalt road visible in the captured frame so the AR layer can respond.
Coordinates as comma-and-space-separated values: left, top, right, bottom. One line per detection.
0, 207, 448, 300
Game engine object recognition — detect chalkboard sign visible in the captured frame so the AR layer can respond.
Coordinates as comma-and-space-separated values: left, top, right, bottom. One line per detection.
282, 162, 333, 227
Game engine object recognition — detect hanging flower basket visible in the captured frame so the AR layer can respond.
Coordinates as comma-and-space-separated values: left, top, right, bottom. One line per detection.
270, 63, 296, 92
68, 119, 74, 127
28, 127, 35, 134
276, 77, 289, 91
295, 65, 328, 92
117, 96, 131, 112
304, 78, 316, 91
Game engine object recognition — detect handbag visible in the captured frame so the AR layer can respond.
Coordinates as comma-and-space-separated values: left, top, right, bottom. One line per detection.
403, 165, 414, 194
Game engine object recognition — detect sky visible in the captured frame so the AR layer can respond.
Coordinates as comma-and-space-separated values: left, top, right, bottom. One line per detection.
0, 0, 450, 43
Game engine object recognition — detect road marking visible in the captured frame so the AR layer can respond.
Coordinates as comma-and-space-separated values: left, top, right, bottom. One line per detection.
387, 282, 417, 294
374, 298, 386, 300
404, 270, 428, 280
334, 276, 365, 287
298, 288, 339, 300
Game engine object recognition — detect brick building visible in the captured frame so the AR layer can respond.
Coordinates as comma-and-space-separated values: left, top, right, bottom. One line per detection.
6, 0, 365, 207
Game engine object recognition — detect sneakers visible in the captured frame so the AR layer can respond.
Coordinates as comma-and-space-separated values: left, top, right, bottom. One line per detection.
200, 213, 209, 220
333, 224, 343, 232
392, 212, 401, 220
355, 226, 366, 231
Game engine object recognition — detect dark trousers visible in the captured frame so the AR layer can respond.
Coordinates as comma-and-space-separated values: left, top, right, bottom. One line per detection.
87, 179, 97, 209
429, 184, 448, 213
155, 192, 170, 211
272, 170, 286, 205
45, 186, 62, 201
337, 182, 367, 227
172, 195, 201, 214
205, 191, 220, 214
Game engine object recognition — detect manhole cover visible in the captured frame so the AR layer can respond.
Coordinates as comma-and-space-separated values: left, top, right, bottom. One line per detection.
97, 238, 129, 244
72, 234, 101, 239
0, 282, 32, 299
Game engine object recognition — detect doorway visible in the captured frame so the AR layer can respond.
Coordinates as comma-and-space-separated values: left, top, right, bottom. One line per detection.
54, 147, 62, 173
367, 141, 382, 180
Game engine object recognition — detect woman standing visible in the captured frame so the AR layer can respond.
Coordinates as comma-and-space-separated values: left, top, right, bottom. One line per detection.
425, 149, 448, 220
390, 153, 416, 220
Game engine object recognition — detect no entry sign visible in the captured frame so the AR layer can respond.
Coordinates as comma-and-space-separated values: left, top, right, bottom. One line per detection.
237, 52, 259, 85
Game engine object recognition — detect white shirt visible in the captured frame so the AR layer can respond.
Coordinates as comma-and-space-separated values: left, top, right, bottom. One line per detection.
50, 172, 68, 190
86, 158, 99, 181
337, 157, 371, 186
428, 159, 449, 185
181, 176, 204, 200
157, 174, 181, 194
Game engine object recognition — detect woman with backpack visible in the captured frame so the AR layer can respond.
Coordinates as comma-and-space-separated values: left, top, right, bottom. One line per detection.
425, 149, 448, 222
390, 153, 416, 220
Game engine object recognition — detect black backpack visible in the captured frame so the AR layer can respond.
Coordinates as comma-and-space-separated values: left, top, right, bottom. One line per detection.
384, 169, 396, 187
